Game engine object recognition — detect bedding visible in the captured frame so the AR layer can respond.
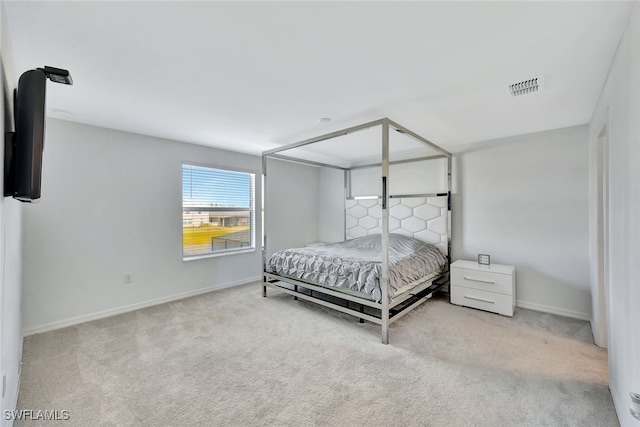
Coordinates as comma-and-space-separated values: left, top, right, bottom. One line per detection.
265, 234, 447, 302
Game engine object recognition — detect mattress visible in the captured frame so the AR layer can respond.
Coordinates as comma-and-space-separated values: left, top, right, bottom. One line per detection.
265, 234, 447, 302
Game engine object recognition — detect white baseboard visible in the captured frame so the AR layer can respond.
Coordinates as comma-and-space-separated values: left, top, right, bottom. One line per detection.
516, 300, 590, 321
22, 277, 261, 337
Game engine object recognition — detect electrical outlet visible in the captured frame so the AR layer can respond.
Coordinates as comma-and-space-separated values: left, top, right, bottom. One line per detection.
124, 273, 133, 284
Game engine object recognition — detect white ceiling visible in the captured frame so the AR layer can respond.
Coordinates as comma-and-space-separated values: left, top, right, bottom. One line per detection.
2, 1, 635, 155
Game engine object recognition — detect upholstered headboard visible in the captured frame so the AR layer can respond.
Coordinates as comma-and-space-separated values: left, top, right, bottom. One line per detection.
345, 195, 449, 255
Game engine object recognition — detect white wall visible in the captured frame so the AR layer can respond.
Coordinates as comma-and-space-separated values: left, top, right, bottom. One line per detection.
264, 158, 319, 257
0, 5, 23, 424
21, 119, 262, 334
589, 3, 640, 425
318, 167, 344, 244
349, 158, 448, 197
451, 125, 591, 319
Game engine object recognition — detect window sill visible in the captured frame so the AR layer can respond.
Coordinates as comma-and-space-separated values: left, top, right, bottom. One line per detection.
183, 248, 256, 262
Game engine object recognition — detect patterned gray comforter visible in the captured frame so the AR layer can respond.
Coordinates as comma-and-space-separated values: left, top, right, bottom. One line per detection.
265, 234, 447, 302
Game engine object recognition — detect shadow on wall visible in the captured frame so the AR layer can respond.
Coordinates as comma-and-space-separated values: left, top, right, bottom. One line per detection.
3, 63, 13, 131
510, 265, 591, 319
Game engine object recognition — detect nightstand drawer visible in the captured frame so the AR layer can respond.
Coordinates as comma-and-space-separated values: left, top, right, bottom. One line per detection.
451, 286, 514, 316
451, 268, 513, 295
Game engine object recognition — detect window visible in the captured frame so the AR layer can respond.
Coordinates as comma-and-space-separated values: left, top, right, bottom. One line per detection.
182, 163, 255, 259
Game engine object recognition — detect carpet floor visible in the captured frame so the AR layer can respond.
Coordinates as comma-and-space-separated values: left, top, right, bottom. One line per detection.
17, 283, 617, 426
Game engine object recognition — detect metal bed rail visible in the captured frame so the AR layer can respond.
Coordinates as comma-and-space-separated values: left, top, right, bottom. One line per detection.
263, 271, 448, 327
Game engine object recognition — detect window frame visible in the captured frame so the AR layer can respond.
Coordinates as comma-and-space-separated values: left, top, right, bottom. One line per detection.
181, 161, 256, 261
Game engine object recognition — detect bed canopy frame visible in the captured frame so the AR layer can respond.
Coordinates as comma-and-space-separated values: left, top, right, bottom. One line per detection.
262, 118, 452, 344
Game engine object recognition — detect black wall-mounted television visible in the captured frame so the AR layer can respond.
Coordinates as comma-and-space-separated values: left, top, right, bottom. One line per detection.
3, 66, 72, 202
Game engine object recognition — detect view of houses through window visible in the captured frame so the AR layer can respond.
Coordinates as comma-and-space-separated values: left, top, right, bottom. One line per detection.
182, 163, 255, 258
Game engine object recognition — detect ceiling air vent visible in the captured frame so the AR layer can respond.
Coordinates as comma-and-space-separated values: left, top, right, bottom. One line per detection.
507, 75, 545, 97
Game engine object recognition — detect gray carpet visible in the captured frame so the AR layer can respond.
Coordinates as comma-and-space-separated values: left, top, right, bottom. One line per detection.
17, 283, 617, 426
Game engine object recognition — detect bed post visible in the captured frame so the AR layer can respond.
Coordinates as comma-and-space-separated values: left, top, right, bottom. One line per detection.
262, 154, 268, 298
381, 119, 390, 344
447, 155, 452, 275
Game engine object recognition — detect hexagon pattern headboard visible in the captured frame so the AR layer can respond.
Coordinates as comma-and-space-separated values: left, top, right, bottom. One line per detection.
345, 196, 449, 255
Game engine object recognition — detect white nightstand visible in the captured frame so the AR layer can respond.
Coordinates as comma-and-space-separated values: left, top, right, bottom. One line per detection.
450, 260, 516, 317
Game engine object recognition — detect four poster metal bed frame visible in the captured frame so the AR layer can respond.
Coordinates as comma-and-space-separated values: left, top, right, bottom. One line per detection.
262, 118, 452, 344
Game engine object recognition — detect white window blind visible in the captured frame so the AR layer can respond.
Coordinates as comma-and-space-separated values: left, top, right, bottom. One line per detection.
182, 163, 255, 259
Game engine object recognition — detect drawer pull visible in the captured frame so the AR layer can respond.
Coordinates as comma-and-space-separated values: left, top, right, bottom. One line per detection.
464, 276, 495, 284
464, 295, 496, 304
